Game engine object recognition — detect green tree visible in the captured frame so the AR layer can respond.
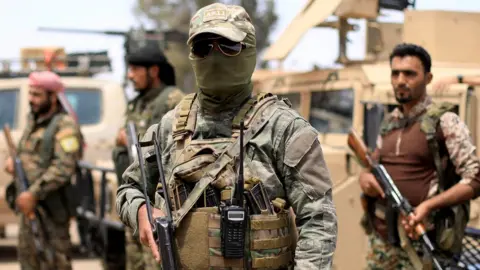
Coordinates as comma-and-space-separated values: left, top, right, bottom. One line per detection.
133, 0, 278, 92
133, 0, 278, 53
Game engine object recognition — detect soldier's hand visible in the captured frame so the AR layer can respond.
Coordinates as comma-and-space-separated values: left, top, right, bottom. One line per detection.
4, 157, 14, 175
15, 191, 37, 219
116, 128, 128, 146
138, 204, 165, 263
359, 172, 385, 198
401, 201, 432, 240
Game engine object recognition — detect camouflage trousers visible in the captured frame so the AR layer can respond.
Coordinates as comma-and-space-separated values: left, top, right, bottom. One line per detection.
366, 232, 418, 270
125, 226, 160, 270
18, 214, 72, 270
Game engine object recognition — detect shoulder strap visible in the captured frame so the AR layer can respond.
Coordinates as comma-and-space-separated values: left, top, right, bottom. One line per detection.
172, 93, 197, 141
40, 113, 64, 169
420, 102, 457, 193
232, 92, 275, 138
172, 96, 285, 227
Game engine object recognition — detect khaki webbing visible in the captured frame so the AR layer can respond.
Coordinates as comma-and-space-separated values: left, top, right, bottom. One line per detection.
172, 93, 196, 141
208, 216, 221, 229
250, 216, 289, 230
171, 95, 284, 227
232, 98, 256, 129
209, 237, 221, 248
221, 189, 232, 201
251, 235, 292, 250
252, 251, 292, 269
209, 255, 244, 268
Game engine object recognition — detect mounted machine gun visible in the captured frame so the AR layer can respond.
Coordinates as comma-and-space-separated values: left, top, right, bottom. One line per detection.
37, 26, 188, 101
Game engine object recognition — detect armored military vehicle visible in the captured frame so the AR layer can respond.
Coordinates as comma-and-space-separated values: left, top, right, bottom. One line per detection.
254, 0, 480, 269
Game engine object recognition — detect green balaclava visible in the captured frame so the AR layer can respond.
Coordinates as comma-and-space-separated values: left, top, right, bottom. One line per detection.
187, 3, 257, 112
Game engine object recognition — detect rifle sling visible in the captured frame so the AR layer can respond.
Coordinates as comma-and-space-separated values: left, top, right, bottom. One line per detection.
172, 103, 282, 228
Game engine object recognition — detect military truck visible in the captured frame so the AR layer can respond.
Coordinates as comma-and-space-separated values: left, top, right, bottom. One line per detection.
254, 0, 480, 269
0, 46, 124, 248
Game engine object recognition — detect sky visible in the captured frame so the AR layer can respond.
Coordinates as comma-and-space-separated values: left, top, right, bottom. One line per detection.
1, 0, 480, 84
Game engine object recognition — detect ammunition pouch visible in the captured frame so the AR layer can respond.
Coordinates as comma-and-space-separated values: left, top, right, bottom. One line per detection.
433, 202, 469, 255
41, 183, 76, 224
174, 207, 294, 269
172, 154, 216, 184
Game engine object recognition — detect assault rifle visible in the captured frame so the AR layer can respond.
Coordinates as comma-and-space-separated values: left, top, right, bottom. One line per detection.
3, 124, 56, 269
127, 121, 178, 269
347, 128, 444, 270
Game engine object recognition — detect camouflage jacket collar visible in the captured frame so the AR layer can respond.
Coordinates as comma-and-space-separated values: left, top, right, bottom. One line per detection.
380, 96, 432, 135
28, 109, 62, 127
131, 84, 165, 109
390, 95, 432, 121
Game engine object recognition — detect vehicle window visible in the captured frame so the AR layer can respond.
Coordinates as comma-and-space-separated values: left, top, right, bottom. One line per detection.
0, 89, 19, 129
65, 88, 102, 125
277, 93, 301, 112
309, 89, 353, 133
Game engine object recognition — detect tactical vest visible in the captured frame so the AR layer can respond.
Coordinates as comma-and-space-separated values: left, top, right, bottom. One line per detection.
160, 92, 295, 269
379, 102, 470, 255
6, 112, 83, 223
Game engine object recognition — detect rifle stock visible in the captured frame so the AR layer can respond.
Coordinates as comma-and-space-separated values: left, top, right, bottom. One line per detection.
3, 124, 57, 269
347, 128, 445, 270
347, 128, 372, 169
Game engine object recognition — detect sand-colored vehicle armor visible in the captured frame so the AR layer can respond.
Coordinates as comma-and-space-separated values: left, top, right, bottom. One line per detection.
254, 0, 480, 268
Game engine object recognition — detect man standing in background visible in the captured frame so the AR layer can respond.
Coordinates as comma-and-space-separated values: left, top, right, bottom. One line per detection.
111, 43, 184, 270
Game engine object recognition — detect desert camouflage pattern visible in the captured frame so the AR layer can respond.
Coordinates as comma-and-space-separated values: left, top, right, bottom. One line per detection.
366, 233, 416, 270
116, 93, 338, 269
16, 111, 82, 270
187, 2, 256, 46
17, 112, 82, 199
112, 84, 184, 270
378, 95, 480, 198
19, 213, 72, 270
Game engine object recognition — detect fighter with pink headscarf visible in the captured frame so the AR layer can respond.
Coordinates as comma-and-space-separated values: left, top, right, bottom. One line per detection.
28, 71, 78, 122
3, 70, 84, 269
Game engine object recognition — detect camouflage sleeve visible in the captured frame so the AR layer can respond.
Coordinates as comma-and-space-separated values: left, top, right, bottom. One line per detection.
29, 115, 82, 200
149, 88, 184, 126
277, 118, 337, 269
116, 123, 160, 235
440, 112, 480, 196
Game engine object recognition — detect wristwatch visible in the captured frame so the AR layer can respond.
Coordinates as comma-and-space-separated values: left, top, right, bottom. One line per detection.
457, 75, 464, 83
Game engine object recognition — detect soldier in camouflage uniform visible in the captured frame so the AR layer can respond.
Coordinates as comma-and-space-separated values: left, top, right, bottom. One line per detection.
359, 43, 480, 269
111, 42, 184, 270
116, 3, 337, 269
4, 71, 84, 270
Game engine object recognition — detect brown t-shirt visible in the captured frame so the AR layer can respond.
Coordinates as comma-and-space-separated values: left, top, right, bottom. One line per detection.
371, 96, 480, 237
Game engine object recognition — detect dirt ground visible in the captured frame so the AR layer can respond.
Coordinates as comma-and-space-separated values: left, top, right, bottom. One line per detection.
0, 259, 103, 270
0, 220, 104, 270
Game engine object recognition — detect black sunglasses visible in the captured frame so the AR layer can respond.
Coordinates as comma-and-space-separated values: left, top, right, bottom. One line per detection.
191, 37, 247, 58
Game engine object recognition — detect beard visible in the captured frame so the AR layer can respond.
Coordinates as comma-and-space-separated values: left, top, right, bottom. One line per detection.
394, 87, 413, 104
132, 74, 154, 92
30, 98, 52, 118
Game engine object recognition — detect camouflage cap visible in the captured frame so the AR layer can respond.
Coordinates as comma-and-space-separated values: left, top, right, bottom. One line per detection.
187, 3, 255, 45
